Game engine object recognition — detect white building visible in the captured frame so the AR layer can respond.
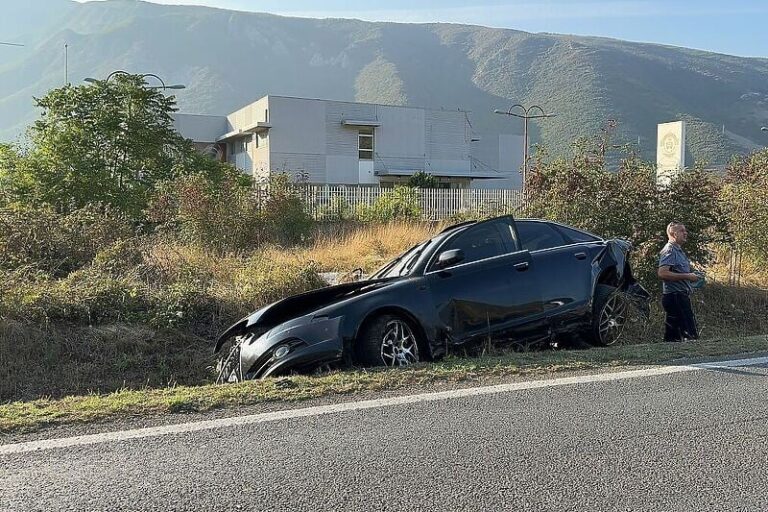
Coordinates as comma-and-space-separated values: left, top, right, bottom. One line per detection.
173, 95, 524, 189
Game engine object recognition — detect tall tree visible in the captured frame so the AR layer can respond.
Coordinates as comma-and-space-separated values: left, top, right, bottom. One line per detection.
25, 74, 206, 216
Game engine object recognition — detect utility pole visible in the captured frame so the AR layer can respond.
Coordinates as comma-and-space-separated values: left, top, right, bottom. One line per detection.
65, 43, 69, 85
494, 104, 556, 194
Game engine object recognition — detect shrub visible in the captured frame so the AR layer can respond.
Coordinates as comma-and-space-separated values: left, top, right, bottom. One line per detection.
721, 149, 768, 263
406, 171, 438, 188
358, 186, 422, 222
259, 175, 315, 245
0, 268, 147, 325
525, 145, 727, 289
149, 173, 314, 251
0, 204, 135, 277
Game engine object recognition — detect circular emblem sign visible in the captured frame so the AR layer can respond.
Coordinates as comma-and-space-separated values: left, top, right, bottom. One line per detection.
661, 132, 679, 157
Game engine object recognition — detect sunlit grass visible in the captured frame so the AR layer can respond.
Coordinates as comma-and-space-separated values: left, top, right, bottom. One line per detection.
2, 334, 766, 434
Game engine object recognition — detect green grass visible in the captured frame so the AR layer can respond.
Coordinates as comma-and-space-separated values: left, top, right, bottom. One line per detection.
2, 334, 766, 435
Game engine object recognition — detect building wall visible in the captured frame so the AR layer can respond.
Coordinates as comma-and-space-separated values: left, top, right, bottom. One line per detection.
264, 96, 328, 182
425, 110, 471, 175
174, 96, 522, 188
471, 134, 524, 189
374, 106, 426, 173
325, 101, 374, 184
226, 97, 270, 132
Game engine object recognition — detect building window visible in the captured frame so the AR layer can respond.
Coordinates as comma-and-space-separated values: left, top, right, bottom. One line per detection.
358, 127, 374, 160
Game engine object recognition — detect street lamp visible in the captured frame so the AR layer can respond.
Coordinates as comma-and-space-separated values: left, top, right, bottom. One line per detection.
84, 70, 185, 90
761, 126, 768, 132
494, 104, 556, 193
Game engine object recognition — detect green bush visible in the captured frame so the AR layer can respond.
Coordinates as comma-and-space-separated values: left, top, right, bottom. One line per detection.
406, 171, 438, 188
320, 197, 354, 222
721, 149, 768, 263
1, 268, 147, 325
0, 204, 135, 277
358, 186, 422, 222
525, 144, 726, 289
260, 175, 315, 245
149, 173, 314, 251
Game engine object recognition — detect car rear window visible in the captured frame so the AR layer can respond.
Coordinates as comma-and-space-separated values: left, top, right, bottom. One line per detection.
555, 225, 601, 243
515, 221, 568, 251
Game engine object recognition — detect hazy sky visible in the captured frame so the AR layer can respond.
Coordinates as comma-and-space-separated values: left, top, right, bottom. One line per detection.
78, 0, 768, 57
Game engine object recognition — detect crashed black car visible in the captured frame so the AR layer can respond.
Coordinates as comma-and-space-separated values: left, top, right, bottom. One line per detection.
214, 215, 650, 382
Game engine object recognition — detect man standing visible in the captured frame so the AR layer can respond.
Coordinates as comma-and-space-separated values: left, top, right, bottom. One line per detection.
658, 222, 700, 342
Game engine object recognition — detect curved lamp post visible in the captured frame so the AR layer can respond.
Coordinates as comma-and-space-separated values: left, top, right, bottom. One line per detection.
84, 70, 185, 90
494, 104, 556, 193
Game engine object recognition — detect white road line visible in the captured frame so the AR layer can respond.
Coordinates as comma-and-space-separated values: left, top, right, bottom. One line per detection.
2, 355, 767, 456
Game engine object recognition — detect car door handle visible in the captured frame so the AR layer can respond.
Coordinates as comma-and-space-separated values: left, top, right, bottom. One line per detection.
514, 262, 529, 271
574, 252, 587, 260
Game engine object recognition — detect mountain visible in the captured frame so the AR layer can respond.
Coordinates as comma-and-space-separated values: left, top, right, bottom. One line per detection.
2, 0, 768, 166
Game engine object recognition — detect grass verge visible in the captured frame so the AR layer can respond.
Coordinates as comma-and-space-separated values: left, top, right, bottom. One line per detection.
2, 334, 766, 435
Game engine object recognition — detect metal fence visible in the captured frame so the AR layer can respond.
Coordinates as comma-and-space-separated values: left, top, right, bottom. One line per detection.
292, 185, 524, 221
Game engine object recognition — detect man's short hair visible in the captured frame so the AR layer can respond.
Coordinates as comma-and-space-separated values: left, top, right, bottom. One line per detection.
666, 221, 684, 236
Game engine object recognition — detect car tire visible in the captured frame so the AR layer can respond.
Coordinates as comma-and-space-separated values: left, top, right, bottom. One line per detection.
589, 284, 628, 347
356, 314, 420, 367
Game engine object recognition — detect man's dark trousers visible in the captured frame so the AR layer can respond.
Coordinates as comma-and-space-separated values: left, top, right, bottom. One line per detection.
662, 292, 698, 341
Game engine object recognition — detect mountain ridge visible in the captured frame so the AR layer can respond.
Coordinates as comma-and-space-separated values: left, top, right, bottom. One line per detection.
2, 0, 767, 165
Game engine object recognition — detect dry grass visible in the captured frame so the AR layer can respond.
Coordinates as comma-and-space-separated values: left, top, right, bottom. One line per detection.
623, 282, 768, 341
2, 334, 766, 434
263, 221, 439, 273
2, 221, 766, 410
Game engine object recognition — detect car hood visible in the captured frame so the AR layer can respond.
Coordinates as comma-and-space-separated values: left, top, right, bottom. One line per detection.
215, 277, 397, 351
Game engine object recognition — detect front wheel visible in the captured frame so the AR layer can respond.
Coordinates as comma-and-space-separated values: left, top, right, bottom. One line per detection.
356, 315, 420, 368
589, 284, 629, 346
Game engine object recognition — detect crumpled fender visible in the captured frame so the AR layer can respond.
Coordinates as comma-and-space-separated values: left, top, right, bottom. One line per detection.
590, 239, 631, 287
591, 238, 651, 318
214, 307, 268, 353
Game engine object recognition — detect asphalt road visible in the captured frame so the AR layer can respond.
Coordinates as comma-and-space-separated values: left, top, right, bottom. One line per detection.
2, 359, 768, 511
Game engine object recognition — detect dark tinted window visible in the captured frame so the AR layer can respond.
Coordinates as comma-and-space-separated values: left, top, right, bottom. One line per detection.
555, 224, 600, 243
435, 222, 508, 268
516, 221, 568, 251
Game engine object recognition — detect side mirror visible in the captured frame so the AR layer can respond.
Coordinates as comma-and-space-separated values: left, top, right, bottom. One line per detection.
437, 249, 464, 268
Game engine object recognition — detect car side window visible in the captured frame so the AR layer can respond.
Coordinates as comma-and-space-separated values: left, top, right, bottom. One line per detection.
516, 221, 568, 252
434, 222, 508, 269
555, 225, 600, 243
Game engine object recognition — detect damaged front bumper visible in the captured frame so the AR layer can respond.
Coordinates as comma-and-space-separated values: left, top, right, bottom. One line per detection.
234, 315, 345, 379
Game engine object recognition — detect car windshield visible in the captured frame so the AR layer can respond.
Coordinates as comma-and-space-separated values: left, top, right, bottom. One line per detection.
370, 240, 432, 279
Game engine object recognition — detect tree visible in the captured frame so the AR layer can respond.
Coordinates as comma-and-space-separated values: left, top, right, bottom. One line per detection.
0, 143, 38, 207
721, 149, 768, 262
19, 74, 225, 217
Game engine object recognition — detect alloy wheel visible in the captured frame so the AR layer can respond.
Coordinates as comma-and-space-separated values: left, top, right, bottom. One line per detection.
598, 293, 628, 346
380, 319, 419, 367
